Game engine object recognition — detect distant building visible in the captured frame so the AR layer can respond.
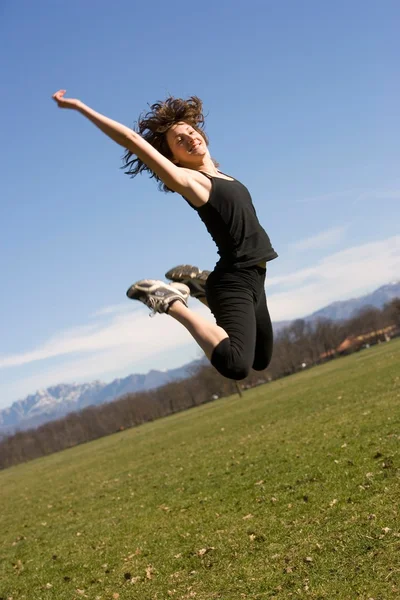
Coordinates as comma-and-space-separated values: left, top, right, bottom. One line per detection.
319, 324, 399, 361
336, 324, 398, 355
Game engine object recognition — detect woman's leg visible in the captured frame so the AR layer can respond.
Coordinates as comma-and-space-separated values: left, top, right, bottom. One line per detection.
169, 283, 258, 381
252, 287, 274, 371
127, 278, 228, 360
168, 301, 228, 359
202, 268, 260, 380
128, 270, 260, 380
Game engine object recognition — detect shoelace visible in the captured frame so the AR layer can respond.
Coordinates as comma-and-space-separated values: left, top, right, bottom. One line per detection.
146, 295, 160, 318
146, 291, 186, 317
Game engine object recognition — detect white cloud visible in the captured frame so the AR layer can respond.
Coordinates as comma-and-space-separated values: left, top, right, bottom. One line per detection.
0, 302, 213, 407
1, 235, 399, 408
352, 188, 400, 204
289, 226, 347, 252
267, 235, 400, 320
0, 302, 213, 371
2, 236, 399, 370
2, 339, 201, 406
299, 186, 400, 205
90, 303, 132, 318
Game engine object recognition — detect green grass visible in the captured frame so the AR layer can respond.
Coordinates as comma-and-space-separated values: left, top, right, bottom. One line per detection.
1, 340, 399, 600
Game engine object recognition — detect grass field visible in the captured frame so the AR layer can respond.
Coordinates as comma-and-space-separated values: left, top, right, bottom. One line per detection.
1, 340, 399, 600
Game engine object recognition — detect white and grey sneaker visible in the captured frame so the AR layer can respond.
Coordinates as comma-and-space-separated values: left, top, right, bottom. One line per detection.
126, 280, 190, 316
165, 265, 210, 300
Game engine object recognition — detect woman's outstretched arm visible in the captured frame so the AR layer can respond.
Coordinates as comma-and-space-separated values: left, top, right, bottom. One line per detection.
52, 90, 188, 192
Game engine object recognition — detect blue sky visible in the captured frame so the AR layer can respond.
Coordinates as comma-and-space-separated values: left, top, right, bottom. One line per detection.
1, 0, 399, 409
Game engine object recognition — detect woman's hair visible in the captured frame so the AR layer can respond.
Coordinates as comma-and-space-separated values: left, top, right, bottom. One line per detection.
122, 96, 217, 192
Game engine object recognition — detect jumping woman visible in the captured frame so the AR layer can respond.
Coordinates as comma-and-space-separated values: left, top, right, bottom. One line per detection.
52, 91, 278, 380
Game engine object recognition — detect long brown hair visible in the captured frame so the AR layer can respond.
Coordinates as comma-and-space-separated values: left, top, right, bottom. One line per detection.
122, 96, 217, 192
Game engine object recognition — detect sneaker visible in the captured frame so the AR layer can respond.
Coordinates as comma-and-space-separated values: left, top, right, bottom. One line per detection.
126, 280, 190, 316
165, 265, 210, 299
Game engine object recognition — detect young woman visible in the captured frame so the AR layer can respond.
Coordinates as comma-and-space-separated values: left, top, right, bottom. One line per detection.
52, 91, 278, 380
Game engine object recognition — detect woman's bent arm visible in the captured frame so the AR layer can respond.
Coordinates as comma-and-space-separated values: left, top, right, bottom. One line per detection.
53, 91, 189, 193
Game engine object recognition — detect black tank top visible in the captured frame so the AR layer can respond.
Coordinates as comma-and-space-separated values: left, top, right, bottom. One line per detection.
183, 172, 278, 269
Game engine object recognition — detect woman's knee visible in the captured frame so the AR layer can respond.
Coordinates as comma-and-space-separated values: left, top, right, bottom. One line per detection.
252, 355, 272, 372
211, 338, 251, 380
252, 340, 273, 372
217, 360, 250, 380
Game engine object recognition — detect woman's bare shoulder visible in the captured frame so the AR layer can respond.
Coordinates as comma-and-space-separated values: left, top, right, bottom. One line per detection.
177, 168, 213, 206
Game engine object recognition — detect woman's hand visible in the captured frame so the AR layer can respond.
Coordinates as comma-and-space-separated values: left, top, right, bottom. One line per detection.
52, 89, 80, 110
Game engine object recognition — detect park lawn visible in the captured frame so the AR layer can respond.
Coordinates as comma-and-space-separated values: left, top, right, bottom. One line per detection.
0, 339, 399, 600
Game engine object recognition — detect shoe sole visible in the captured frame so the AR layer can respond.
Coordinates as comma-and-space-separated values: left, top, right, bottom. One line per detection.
165, 266, 210, 299
165, 265, 210, 283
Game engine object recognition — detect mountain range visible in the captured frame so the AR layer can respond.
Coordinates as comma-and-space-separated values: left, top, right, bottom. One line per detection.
0, 360, 204, 436
304, 282, 400, 322
1, 281, 399, 436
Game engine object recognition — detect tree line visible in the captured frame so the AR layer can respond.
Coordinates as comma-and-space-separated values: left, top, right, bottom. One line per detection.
1, 298, 399, 470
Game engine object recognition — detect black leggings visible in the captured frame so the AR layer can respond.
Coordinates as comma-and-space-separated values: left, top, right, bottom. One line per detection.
205, 265, 273, 380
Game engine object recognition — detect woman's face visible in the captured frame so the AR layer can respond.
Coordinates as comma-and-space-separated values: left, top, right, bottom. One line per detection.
166, 121, 208, 166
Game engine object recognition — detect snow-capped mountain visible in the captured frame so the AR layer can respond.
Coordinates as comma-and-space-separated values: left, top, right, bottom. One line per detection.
0, 361, 204, 435
1, 281, 398, 436
305, 281, 400, 322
